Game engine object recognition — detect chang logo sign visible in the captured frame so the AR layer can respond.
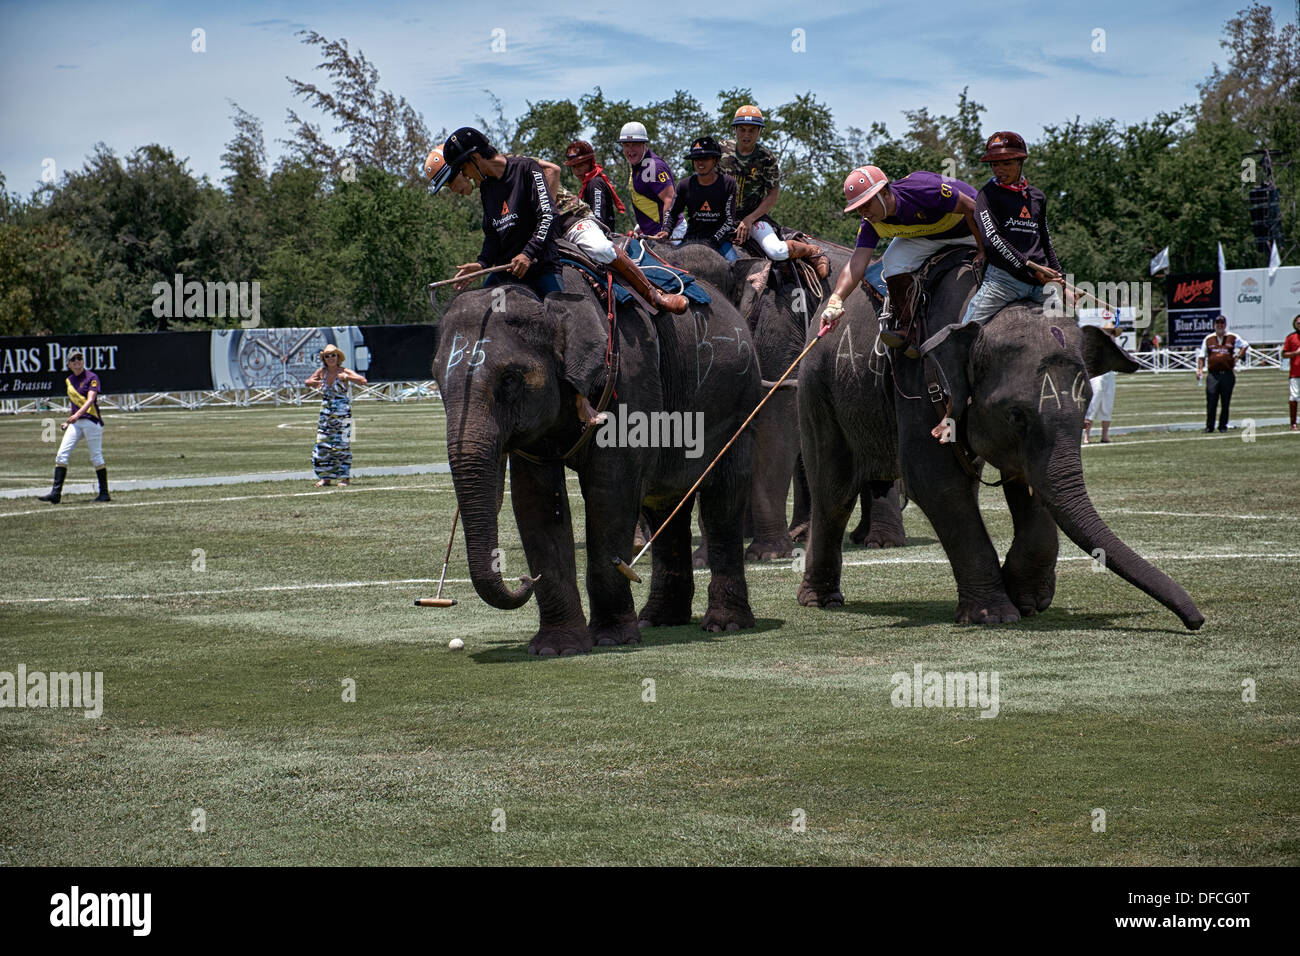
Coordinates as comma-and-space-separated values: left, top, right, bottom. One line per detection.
1237, 277, 1262, 304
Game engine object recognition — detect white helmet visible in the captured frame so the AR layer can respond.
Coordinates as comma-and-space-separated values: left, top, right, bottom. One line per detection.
618, 121, 649, 143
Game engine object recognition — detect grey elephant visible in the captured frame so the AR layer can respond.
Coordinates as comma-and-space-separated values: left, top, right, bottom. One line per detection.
432, 271, 761, 656
797, 255, 1204, 630
655, 239, 914, 560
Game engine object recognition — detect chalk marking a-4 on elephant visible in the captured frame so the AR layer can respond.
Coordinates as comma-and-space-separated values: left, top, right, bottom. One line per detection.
798, 253, 1204, 631
432, 272, 762, 656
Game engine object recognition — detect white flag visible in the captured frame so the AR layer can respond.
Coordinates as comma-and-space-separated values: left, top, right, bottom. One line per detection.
1268, 241, 1281, 278
1217, 241, 1226, 273
1149, 246, 1169, 275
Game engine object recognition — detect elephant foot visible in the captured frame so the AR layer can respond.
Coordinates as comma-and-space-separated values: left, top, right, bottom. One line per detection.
797, 578, 843, 608
954, 595, 1021, 625
1003, 569, 1056, 617
745, 536, 794, 562
848, 521, 871, 546
590, 618, 642, 647
788, 520, 809, 543
638, 596, 692, 628
864, 528, 905, 549
702, 577, 754, 633
528, 625, 594, 657
691, 544, 707, 569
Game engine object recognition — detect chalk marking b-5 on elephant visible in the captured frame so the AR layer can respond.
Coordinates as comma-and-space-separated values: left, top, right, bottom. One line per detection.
432, 269, 762, 656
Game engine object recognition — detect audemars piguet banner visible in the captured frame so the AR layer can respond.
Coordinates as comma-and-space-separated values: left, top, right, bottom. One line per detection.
0, 325, 438, 398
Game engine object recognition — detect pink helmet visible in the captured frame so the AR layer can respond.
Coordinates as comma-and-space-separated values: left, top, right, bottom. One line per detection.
843, 165, 889, 213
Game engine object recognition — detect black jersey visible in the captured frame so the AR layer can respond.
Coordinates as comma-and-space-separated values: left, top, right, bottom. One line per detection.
665, 173, 737, 244
974, 179, 1060, 284
476, 156, 557, 268
582, 175, 619, 232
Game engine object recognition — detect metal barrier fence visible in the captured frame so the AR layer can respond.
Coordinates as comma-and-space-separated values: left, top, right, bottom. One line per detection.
0, 347, 1289, 414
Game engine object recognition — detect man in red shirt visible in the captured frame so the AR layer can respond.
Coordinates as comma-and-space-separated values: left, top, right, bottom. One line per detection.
1283, 314, 1300, 432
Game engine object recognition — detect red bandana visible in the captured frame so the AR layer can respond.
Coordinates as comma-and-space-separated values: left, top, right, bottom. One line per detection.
993, 176, 1030, 194
581, 163, 626, 214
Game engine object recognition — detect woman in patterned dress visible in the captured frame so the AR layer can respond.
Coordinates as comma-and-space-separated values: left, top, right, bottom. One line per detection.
305, 345, 367, 487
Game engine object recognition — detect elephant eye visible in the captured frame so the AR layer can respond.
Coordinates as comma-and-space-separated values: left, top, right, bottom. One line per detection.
1006, 406, 1029, 429
496, 367, 525, 403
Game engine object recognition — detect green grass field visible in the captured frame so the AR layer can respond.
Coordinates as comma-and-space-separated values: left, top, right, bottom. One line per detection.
1, 371, 1297, 865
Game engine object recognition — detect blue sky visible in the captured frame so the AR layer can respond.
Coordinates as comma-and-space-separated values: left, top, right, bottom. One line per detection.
0, 0, 1284, 191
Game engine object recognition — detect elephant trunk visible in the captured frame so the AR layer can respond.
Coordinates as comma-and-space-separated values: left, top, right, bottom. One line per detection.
448, 437, 535, 610
1035, 446, 1204, 631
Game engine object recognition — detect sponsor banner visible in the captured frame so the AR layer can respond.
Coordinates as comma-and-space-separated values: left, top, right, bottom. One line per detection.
1219, 266, 1300, 344
1, 326, 438, 398
1167, 309, 1222, 350
1166, 273, 1218, 310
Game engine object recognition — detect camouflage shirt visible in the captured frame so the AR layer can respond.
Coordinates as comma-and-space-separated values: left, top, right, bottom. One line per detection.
719, 140, 781, 220
553, 185, 592, 222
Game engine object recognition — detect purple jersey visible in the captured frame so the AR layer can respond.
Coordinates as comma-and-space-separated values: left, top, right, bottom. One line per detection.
66, 368, 103, 424
855, 171, 976, 250
626, 150, 674, 233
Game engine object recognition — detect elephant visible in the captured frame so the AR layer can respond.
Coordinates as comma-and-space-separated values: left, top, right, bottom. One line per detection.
654, 239, 917, 561
431, 268, 762, 656
797, 252, 1204, 630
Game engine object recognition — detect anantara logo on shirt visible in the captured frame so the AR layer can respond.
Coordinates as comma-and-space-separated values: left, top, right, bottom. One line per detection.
501, 201, 510, 216
700, 201, 712, 212
1019, 205, 1031, 218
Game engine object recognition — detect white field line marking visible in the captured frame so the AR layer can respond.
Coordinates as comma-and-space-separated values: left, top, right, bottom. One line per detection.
1105, 507, 1298, 521
0, 484, 445, 518
1084, 430, 1296, 448
4, 550, 1298, 606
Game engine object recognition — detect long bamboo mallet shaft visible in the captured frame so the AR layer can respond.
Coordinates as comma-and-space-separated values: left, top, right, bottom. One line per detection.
428, 264, 514, 289
612, 327, 831, 582
415, 505, 460, 607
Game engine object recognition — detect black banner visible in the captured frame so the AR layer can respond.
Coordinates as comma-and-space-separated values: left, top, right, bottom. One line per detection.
1166, 273, 1219, 310
0, 326, 438, 398
1168, 309, 1221, 350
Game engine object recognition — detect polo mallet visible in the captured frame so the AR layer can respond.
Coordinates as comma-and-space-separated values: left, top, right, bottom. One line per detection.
415, 505, 460, 608
427, 264, 516, 310
612, 326, 832, 582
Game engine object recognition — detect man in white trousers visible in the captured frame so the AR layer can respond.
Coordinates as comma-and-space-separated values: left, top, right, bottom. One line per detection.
38, 352, 110, 504
1083, 320, 1119, 443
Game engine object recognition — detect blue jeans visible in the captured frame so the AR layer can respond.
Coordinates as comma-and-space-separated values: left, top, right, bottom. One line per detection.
961, 263, 1048, 324
718, 241, 738, 262
484, 263, 564, 298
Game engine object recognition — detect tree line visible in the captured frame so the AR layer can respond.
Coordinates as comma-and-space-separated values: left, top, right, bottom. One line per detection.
0, 4, 1295, 336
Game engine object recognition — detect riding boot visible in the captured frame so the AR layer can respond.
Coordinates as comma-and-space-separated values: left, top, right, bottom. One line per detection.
878, 274, 918, 355
38, 465, 66, 504
93, 466, 111, 502
783, 238, 830, 279
611, 246, 689, 315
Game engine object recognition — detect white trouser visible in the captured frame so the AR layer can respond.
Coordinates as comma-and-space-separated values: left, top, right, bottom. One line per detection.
1086, 372, 1115, 422
880, 235, 978, 278
1290, 377, 1300, 402
55, 419, 105, 468
749, 219, 789, 259
564, 217, 616, 265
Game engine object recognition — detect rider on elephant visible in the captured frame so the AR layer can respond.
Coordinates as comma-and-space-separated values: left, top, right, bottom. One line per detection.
430, 126, 563, 299
655, 136, 740, 262
425, 142, 687, 316
719, 105, 828, 278
563, 139, 624, 233
619, 121, 679, 239
960, 131, 1065, 325
819, 166, 982, 358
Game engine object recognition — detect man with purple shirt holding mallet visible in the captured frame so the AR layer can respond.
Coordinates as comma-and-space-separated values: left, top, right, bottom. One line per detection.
38, 351, 111, 504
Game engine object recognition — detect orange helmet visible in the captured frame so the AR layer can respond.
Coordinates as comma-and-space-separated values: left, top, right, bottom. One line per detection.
843, 165, 889, 213
423, 145, 447, 182
733, 105, 765, 128
564, 140, 595, 167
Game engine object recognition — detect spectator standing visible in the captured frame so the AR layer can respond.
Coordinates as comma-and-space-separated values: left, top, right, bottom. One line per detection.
1283, 314, 1300, 432
1196, 314, 1249, 433
1083, 320, 1119, 443
305, 345, 366, 487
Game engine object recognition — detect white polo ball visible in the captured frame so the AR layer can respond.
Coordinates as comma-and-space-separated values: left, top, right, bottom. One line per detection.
448, 638, 465, 651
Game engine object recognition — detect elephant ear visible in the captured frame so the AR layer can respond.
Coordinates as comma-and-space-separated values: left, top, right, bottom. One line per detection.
545, 292, 610, 396
919, 322, 982, 419
1081, 325, 1141, 377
